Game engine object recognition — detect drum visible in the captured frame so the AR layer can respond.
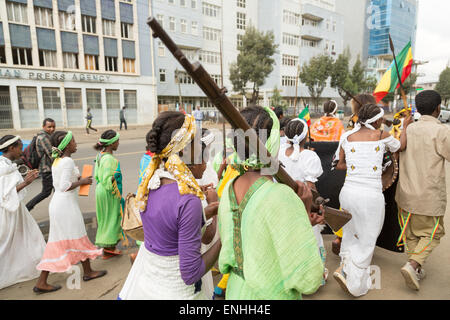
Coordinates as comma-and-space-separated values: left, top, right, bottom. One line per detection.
382, 151, 399, 191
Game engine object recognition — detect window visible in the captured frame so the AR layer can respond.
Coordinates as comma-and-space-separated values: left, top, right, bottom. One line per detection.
180, 0, 186, 7
6, 2, 28, 24
168, 0, 174, 4
105, 56, 118, 71
180, 19, 187, 33
176, 71, 194, 84
203, 27, 220, 41
237, 34, 243, 48
39, 50, 57, 67
123, 58, 135, 73
237, 0, 245, 8
282, 54, 298, 66
159, 69, 166, 82
211, 74, 221, 85
282, 33, 299, 46
121, 23, 133, 39
199, 50, 219, 64
63, 52, 78, 69
202, 3, 220, 17
34, 7, 53, 27
283, 10, 299, 25
301, 39, 318, 47
42, 88, 61, 111
158, 41, 165, 56
191, 0, 197, 9
124, 90, 137, 110
0, 46, 6, 64
282, 76, 296, 87
12, 47, 32, 65
59, 11, 76, 31
17, 87, 38, 110
331, 42, 335, 52
333, 21, 336, 32
85, 54, 99, 70
106, 90, 120, 109
156, 14, 164, 27
236, 12, 246, 30
169, 17, 175, 32
182, 48, 197, 60
326, 19, 330, 30
191, 21, 198, 35
86, 89, 102, 113
103, 19, 115, 36
82, 15, 96, 34
302, 18, 318, 27
65, 88, 82, 109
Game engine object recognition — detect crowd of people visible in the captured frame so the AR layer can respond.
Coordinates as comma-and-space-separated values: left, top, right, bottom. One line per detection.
0, 89, 448, 300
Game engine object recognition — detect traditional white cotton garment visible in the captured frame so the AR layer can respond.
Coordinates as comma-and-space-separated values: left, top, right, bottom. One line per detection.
278, 143, 326, 282
36, 157, 102, 273
196, 160, 219, 300
338, 134, 400, 297
0, 156, 46, 289
118, 245, 207, 300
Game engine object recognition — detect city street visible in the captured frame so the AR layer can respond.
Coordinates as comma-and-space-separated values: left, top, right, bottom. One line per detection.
0, 130, 449, 300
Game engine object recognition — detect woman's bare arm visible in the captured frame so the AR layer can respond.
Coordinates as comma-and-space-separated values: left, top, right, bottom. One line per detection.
336, 147, 347, 171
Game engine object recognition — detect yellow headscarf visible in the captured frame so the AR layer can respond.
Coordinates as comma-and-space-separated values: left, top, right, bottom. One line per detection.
135, 114, 205, 213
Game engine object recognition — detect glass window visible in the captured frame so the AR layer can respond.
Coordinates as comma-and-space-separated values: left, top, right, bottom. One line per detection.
202, 3, 220, 17
124, 90, 137, 109
105, 56, 118, 72
237, 34, 243, 48
191, 21, 198, 35
17, 87, 39, 128
85, 54, 99, 70
237, 0, 245, 8
34, 7, 53, 28
123, 58, 135, 73
103, 19, 115, 36
191, 0, 196, 9
169, 17, 175, 32
236, 12, 246, 30
159, 68, 166, 82
82, 15, 96, 34
60, 11, 76, 31
203, 27, 220, 41
86, 89, 102, 109
180, 19, 187, 33
180, 0, 186, 7
156, 14, 164, 27
39, 50, 57, 68
106, 89, 120, 124
0, 47, 6, 64
42, 87, 62, 123
63, 52, 78, 69
7, 2, 28, 24
121, 22, 133, 39
12, 48, 32, 66
158, 41, 165, 56
65, 88, 83, 126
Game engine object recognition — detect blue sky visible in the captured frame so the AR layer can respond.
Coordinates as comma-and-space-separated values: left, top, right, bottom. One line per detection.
415, 0, 450, 83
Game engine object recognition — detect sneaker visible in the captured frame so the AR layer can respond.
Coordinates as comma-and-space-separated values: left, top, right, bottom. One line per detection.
400, 262, 420, 291
333, 265, 351, 296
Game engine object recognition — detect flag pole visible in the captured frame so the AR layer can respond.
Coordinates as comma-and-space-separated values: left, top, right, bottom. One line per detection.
389, 35, 409, 110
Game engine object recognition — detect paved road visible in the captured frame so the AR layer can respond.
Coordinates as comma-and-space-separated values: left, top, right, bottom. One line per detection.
2, 138, 449, 300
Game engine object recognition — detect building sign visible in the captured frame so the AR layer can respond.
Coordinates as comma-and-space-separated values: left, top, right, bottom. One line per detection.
0, 68, 111, 82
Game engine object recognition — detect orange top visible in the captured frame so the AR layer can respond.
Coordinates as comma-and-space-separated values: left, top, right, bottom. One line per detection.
310, 116, 345, 142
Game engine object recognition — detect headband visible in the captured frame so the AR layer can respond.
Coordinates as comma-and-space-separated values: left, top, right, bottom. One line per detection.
0, 136, 20, 150
99, 133, 120, 146
329, 100, 338, 115
360, 108, 384, 130
52, 131, 73, 159
286, 119, 308, 145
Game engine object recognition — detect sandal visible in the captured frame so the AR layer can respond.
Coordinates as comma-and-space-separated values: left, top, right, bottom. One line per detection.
83, 270, 107, 282
33, 285, 62, 294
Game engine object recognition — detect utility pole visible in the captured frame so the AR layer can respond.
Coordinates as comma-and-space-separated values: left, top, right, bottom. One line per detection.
294, 64, 300, 115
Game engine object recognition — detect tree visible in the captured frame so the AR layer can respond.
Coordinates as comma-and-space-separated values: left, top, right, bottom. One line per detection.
435, 67, 450, 105
229, 26, 278, 104
270, 86, 287, 110
299, 54, 333, 111
361, 75, 378, 94
330, 50, 356, 107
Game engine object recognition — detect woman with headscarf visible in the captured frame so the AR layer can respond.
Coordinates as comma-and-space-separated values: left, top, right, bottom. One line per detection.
0, 135, 45, 290
310, 100, 345, 142
34, 131, 105, 293
93, 130, 124, 259
118, 112, 221, 300
218, 106, 324, 300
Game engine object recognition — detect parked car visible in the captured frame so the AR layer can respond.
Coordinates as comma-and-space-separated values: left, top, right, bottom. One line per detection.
439, 105, 450, 123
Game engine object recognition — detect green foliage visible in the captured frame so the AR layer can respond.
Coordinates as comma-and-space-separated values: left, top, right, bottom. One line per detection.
299, 54, 333, 110
229, 26, 278, 104
435, 67, 450, 104
270, 86, 287, 110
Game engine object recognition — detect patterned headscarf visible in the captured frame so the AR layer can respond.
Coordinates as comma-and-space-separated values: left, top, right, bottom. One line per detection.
135, 114, 204, 213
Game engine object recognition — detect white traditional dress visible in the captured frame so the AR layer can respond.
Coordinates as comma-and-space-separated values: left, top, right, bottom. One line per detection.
0, 156, 46, 289
338, 134, 400, 297
36, 157, 102, 272
278, 143, 326, 281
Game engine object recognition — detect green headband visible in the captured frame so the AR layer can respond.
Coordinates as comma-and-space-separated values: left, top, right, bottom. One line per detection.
52, 131, 73, 159
99, 133, 120, 146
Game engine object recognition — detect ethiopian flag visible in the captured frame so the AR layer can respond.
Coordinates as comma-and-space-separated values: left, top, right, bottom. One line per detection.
298, 106, 311, 126
373, 41, 413, 103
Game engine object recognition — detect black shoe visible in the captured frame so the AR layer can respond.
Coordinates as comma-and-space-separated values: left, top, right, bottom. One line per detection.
33, 285, 62, 294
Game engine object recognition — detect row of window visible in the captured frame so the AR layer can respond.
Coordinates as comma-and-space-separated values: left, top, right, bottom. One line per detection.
166, 0, 197, 9
6, 2, 134, 39
17, 87, 136, 111
6, 46, 135, 73
159, 68, 221, 85
163, 0, 244, 11
156, 15, 197, 35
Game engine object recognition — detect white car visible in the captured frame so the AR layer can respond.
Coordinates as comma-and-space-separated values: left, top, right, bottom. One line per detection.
439, 105, 450, 123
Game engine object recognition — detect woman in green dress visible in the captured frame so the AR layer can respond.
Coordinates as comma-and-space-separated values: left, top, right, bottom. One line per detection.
218, 106, 324, 300
94, 130, 124, 259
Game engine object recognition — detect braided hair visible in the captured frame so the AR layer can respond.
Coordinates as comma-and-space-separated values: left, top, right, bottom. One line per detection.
357, 103, 383, 125
0, 135, 20, 153
284, 119, 306, 145
145, 111, 185, 154
51, 131, 71, 157
93, 129, 117, 151
234, 106, 274, 160
351, 94, 376, 114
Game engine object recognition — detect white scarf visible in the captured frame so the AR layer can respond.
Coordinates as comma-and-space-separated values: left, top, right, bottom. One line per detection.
286, 119, 308, 146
